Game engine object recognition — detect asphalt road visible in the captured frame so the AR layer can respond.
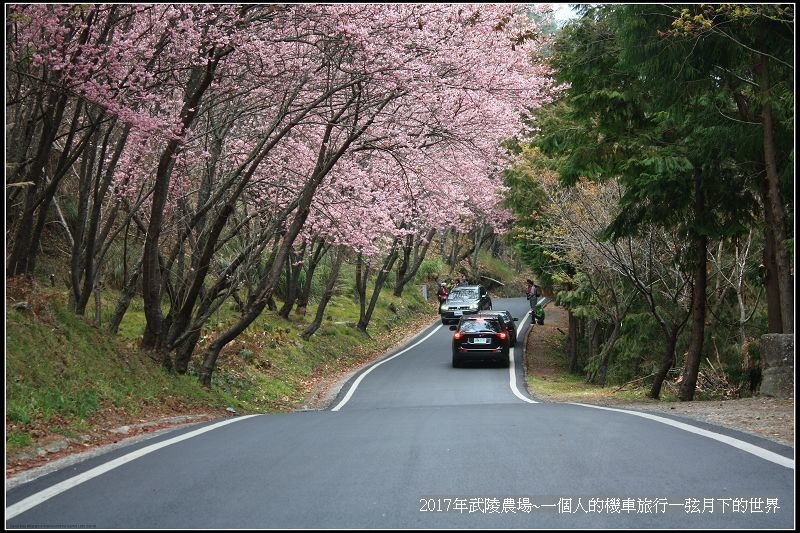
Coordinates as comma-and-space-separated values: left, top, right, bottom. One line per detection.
6, 297, 795, 529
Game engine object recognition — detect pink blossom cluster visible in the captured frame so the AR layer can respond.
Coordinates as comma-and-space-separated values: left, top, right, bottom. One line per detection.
8, 4, 555, 257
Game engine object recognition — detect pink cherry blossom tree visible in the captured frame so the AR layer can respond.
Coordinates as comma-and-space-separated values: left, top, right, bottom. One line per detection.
7, 4, 556, 387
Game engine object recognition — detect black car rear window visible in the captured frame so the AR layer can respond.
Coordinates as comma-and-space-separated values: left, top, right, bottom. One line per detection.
459, 319, 501, 333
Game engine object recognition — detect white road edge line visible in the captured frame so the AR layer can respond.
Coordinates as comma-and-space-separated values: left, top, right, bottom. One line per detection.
331, 324, 443, 411
572, 403, 794, 470
6, 415, 260, 520
510, 311, 537, 404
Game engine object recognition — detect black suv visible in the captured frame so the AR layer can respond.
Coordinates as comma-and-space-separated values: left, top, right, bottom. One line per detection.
439, 285, 492, 325
449, 315, 510, 367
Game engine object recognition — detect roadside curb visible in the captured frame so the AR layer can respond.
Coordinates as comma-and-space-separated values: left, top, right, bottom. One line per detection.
6, 414, 225, 490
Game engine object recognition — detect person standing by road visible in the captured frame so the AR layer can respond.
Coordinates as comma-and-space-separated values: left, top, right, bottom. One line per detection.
526, 279, 538, 317
437, 282, 449, 306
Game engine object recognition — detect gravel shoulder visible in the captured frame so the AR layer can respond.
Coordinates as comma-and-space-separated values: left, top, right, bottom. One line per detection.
524, 304, 794, 448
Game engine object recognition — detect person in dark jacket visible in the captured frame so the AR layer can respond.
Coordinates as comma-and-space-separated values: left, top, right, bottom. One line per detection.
526, 279, 538, 312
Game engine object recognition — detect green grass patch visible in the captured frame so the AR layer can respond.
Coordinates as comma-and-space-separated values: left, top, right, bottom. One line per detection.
7, 432, 34, 454
6, 291, 237, 452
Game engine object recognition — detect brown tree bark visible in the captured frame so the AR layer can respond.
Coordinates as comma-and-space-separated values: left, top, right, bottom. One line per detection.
357, 242, 399, 334
141, 50, 228, 356
649, 326, 681, 399
567, 311, 580, 374
754, 56, 793, 334
393, 228, 436, 297
302, 247, 345, 340
679, 173, 708, 401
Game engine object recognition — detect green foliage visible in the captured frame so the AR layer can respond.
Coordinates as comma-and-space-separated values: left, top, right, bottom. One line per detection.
553, 272, 595, 319
508, 3, 790, 398
608, 313, 666, 385
502, 144, 568, 291
415, 257, 447, 283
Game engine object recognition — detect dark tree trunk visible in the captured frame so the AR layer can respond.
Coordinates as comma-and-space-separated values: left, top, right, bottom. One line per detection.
199, 300, 266, 388
108, 256, 143, 334
394, 234, 412, 297
567, 311, 580, 374
754, 56, 793, 334
357, 245, 399, 333
679, 173, 708, 401
72, 113, 113, 316
296, 238, 328, 312
393, 228, 436, 297
302, 248, 344, 339
649, 327, 680, 399
142, 54, 224, 355
278, 242, 307, 319
174, 328, 202, 374
355, 253, 369, 329
165, 203, 234, 349
448, 229, 459, 270
7, 92, 69, 276
173, 288, 224, 374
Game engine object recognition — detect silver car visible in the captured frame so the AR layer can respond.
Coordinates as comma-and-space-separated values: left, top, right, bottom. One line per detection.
440, 285, 492, 325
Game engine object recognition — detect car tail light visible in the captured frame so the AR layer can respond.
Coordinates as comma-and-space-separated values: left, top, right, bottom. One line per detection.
496, 331, 507, 340
453, 331, 463, 340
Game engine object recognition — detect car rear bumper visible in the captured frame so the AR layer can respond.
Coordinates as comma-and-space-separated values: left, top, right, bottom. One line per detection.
452, 347, 509, 357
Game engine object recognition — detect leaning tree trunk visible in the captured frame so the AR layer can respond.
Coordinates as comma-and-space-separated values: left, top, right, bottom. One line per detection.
357, 243, 399, 334
296, 238, 328, 314
649, 326, 680, 399
393, 233, 412, 297
7, 92, 69, 277
141, 53, 224, 356
301, 248, 344, 340
108, 256, 143, 334
393, 228, 436, 297
278, 243, 307, 319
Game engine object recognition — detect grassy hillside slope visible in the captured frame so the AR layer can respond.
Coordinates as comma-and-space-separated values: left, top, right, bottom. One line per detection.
6, 277, 436, 460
